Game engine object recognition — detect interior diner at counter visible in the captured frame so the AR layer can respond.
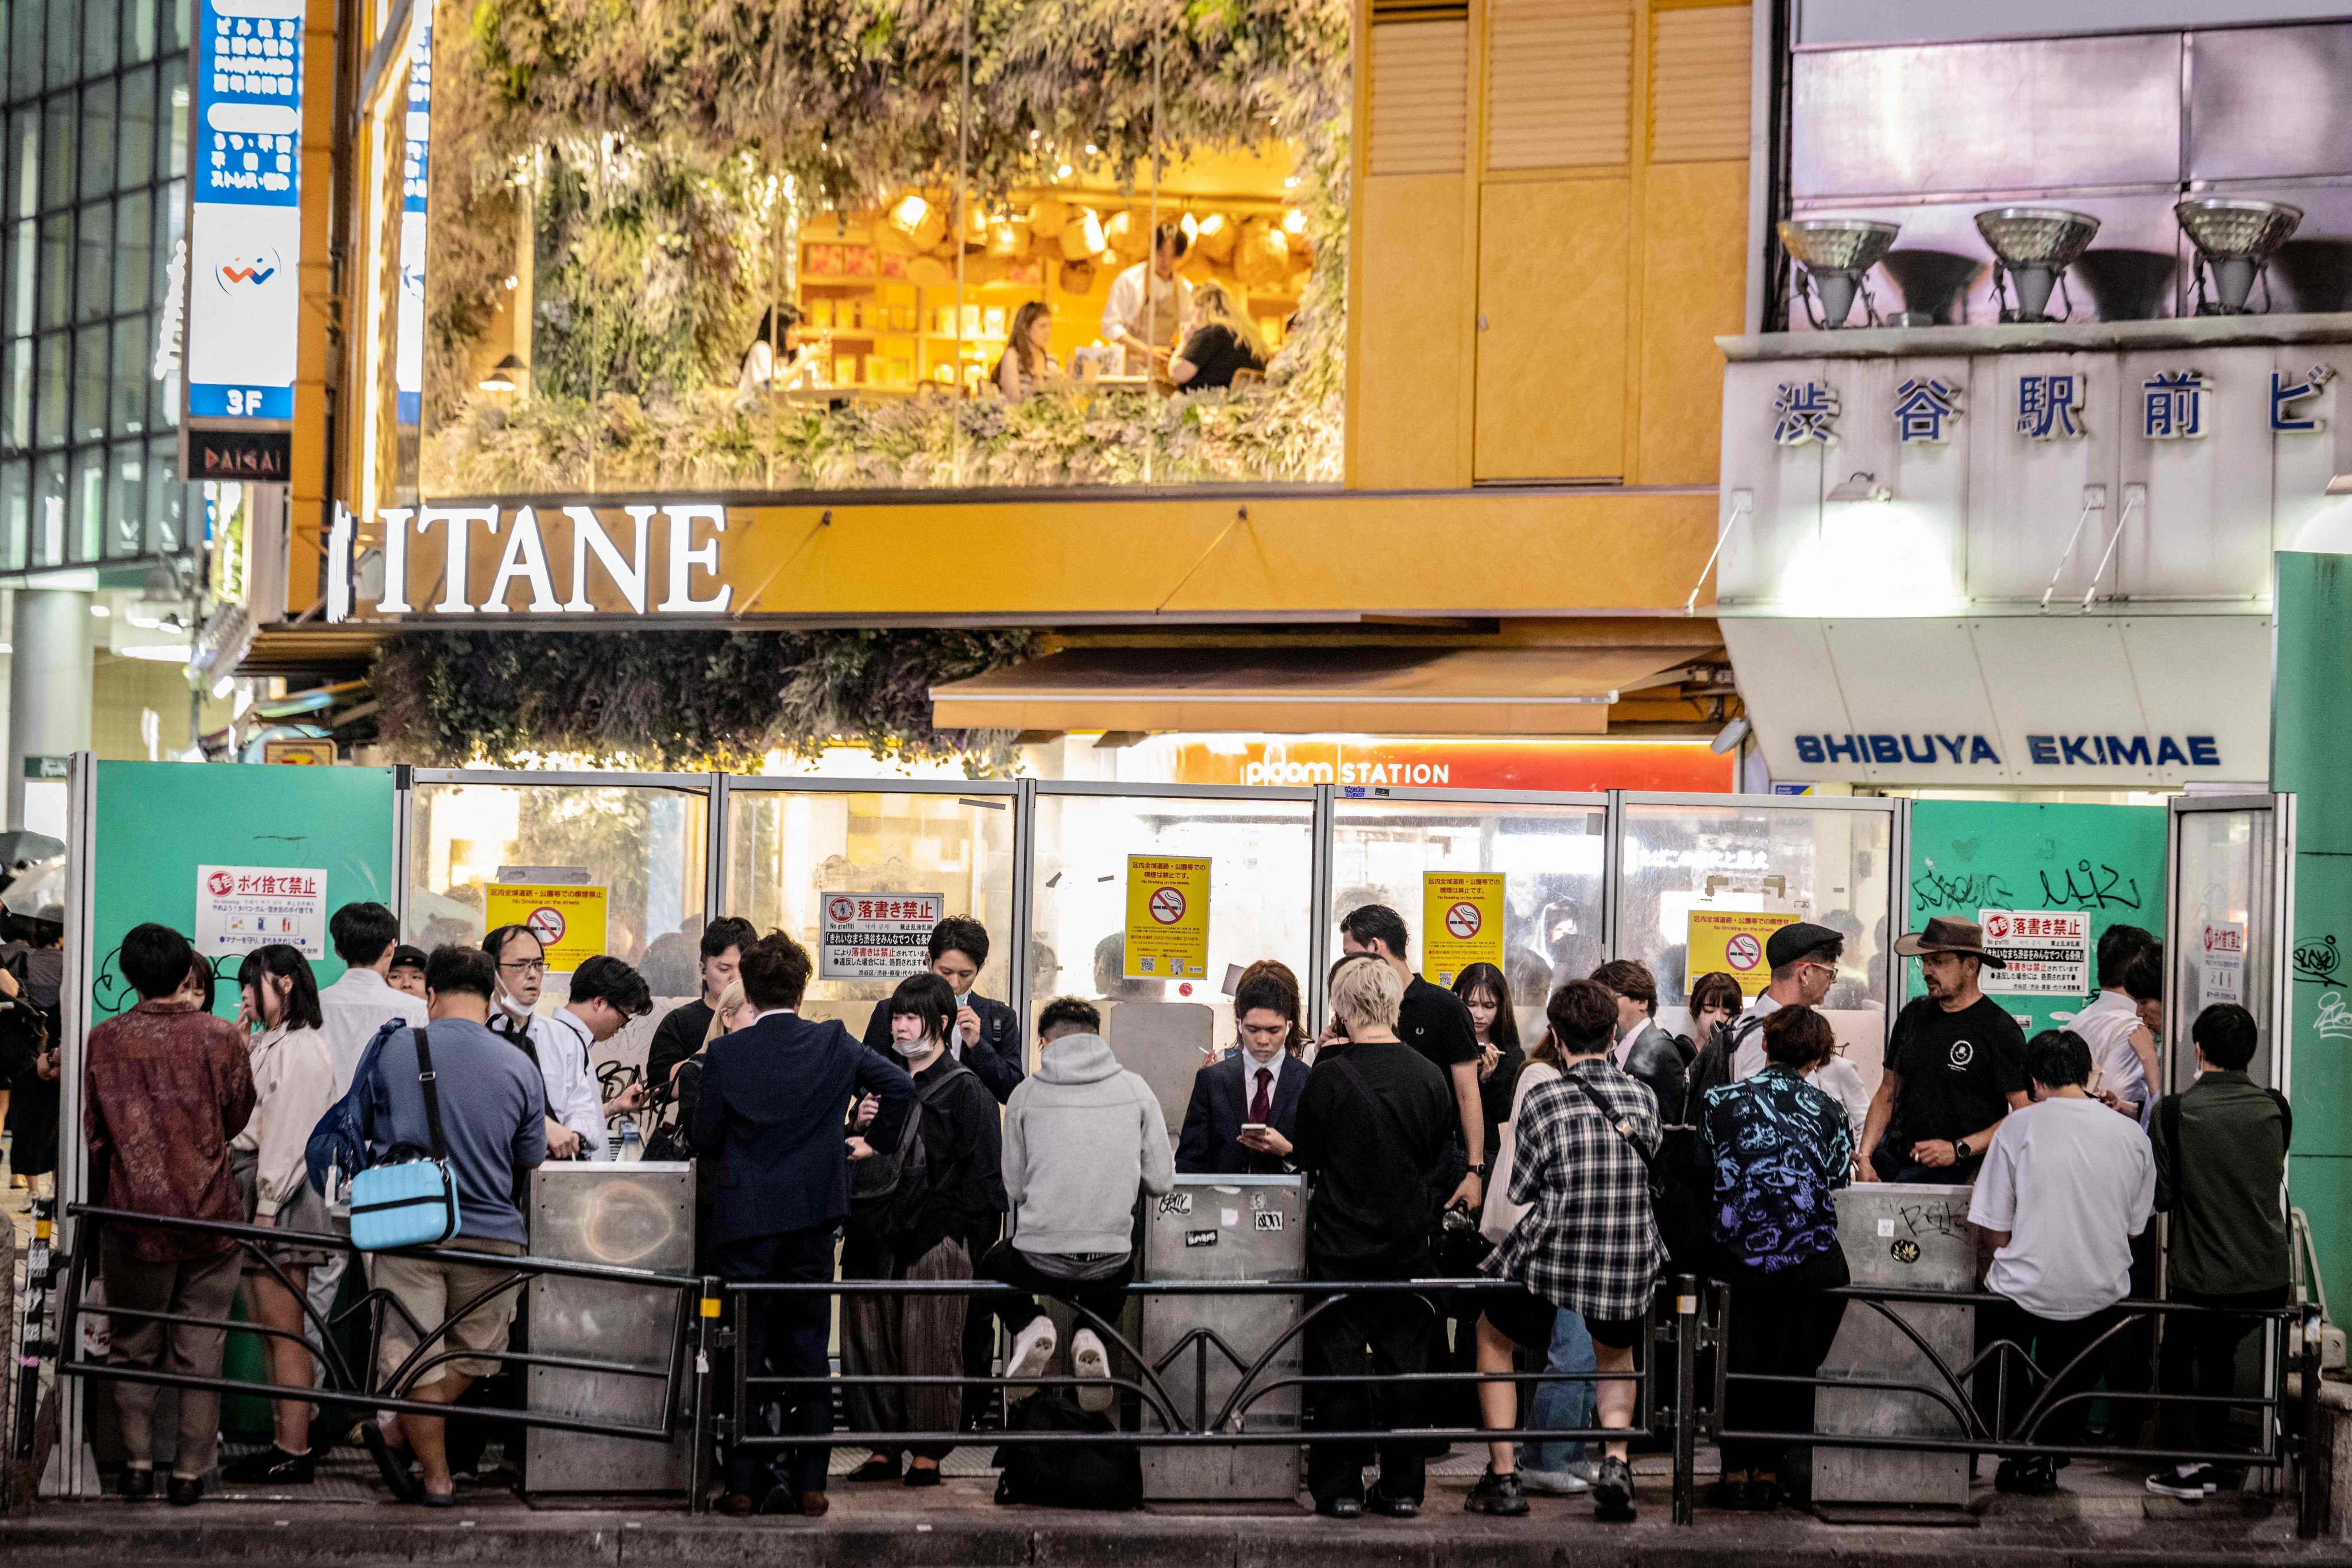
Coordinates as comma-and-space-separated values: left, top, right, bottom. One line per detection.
65, 898, 2293, 1520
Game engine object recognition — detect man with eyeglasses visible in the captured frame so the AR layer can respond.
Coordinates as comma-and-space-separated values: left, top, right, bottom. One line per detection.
482, 925, 607, 1161
1723, 922, 1847, 1084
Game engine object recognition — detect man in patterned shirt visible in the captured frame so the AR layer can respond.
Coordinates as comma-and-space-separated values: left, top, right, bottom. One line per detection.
1698, 1005, 1854, 1511
1474, 979, 1664, 1522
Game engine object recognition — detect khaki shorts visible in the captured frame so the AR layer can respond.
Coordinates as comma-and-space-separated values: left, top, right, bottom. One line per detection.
370, 1237, 527, 1385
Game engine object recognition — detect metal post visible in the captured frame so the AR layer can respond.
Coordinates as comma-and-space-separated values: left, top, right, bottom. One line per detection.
1307, 783, 1334, 1029
2300, 1304, 2324, 1539
690, 1275, 721, 1513
1009, 777, 1037, 1046
1602, 790, 1625, 960
1673, 1275, 1698, 1527
704, 772, 731, 922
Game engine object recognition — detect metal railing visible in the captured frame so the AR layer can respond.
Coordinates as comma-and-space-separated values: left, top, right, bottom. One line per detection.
47, 1204, 703, 1496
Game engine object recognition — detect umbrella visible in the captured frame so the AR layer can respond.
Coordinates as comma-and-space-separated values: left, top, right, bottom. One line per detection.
0, 832, 64, 866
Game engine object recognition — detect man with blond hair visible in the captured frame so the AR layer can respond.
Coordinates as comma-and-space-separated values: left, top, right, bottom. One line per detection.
1292, 954, 1454, 1519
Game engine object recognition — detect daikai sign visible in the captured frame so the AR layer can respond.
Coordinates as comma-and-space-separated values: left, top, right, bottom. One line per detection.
328, 501, 733, 620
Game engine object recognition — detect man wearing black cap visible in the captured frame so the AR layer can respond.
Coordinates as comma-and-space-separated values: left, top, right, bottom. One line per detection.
1724, 921, 1847, 1084
1859, 917, 2030, 1184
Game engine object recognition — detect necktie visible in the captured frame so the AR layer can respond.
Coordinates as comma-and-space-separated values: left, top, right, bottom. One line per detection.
1250, 1066, 1273, 1125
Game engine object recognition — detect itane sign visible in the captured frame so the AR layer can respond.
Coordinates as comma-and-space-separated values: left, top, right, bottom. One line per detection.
328, 503, 737, 620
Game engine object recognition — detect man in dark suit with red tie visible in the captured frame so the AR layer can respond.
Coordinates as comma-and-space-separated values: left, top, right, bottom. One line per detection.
1177, 974, 1307, 1174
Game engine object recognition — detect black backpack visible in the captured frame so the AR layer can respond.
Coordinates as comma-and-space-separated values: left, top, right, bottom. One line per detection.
846, 1057, 975, 1239
991, 1391, 1141, 1509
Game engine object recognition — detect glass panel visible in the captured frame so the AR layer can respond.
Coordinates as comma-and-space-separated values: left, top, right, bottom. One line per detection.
79, 79, 114, 201
113, 188, 149, 315
404, 781, 711, 1009
40, 96, 72, 211
2172, 807, 2277, 1091
5, 217, 29, 335
1029, 788, 1316, 1132
0, 457, 25, 567
128, 0, 155, 62
70, 318, 102, 438
103, 438, 140, 554
1, 336, 25, 448
146, 429, 177, 547
164, 82, 185, 177
31, 447, 63, 561
9, 0, 41, 99
73, 196, 106, 320
36, 210, 67, 327
44, 0, 74, 92
1619, 800, 1894, 1073
109, 308, 142, 432
32, 329, 63, 445
722, 787, 1017, 1029
80, 0, 113, 75
7, 109, 34, 219
117, 67, 154, 190
1330, 797, 1606, 1042
70, 439, 100, 557
164, 0, 186, 54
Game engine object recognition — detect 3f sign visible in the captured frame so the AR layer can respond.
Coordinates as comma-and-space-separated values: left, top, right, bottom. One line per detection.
352, 502, 732, 619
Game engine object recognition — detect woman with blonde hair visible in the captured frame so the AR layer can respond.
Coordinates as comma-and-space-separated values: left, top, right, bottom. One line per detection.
1168, 280, 1269, 391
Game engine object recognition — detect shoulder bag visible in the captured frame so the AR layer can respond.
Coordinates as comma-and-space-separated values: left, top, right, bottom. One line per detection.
348, 1027, 462, 1250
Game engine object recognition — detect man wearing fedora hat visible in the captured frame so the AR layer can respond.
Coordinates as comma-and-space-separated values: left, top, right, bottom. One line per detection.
1859, 917, 2030, 1184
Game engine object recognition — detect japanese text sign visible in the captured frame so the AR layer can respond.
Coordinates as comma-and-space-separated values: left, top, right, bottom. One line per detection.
1978, 909, 2090, 995
1687, 910, 1798, 997
818, 891, 947, 981
194, 863, 327, 957
482, 882, 609, 975
1421, 872, 1504, 988
1125, 856, 1211, 979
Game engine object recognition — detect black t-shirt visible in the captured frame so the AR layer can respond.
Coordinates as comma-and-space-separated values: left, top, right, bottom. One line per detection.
647, 999, 715, 1090
1291, 1038, 1454, 1277
1175, 324, 1265, 391
1885, 994, 2027, 1152
1399, 975, 1481, 1076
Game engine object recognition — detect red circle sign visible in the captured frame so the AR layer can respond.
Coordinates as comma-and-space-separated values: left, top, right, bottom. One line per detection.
827, 896, 855, 922
526, 905, 567, 947
1148, 886, 1187, 925
1725, 932, 1763, 972
1446, 901, 1482, 940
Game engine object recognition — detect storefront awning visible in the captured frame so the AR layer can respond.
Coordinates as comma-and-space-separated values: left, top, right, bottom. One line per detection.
929, 644, 1716, 735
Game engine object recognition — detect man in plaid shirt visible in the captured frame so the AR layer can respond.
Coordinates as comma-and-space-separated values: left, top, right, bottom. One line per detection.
1474, 979, 1665, 1521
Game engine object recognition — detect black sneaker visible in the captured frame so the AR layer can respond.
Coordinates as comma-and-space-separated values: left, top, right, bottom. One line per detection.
1593, 1455, 1636, 1521
222, 1445, 315, 1486
903, 1465, 943, 1488
1743, 1477, 1781, 1512
847, 1453, 902, 1483
117, 1466, 155, 1501
1464, 1467, 1529, 1516
1365, 1483, 1420, 1517
1317, 1493, 1364, 1519
1995, 1456, 2058, 1496
2146, 1463, 2218, 1500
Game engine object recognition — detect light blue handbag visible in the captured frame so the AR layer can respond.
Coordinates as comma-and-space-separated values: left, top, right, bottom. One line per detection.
349, 1028, 461, 1250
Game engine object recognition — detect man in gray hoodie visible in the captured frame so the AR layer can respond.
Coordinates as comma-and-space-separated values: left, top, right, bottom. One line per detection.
983, 997, 1175, 1410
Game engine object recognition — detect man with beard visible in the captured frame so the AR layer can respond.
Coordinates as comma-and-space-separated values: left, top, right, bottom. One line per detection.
1859, 917, 2030, 1184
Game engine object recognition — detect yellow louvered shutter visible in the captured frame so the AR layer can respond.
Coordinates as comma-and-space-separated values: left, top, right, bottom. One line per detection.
1485, 0, 1633, 173
1368, 15, 1471, 176
1649, 5, 1751, 163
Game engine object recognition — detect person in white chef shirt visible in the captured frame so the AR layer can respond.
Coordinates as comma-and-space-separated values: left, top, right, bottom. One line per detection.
2068, 925, 2162, 1126
1099, 222, 1194, 378
485, 926, 644, 1160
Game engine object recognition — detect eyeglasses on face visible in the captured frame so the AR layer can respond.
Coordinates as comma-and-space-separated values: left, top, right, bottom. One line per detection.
500, 958, 548, 976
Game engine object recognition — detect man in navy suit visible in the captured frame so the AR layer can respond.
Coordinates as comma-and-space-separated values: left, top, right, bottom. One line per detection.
694, 930, 914, 1516
861, 917, 1023, 1103
1177, 973, 1307, 1175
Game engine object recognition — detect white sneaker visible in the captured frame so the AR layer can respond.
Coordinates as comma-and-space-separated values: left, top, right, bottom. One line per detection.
1518, 1466, 1590, 1496
1006, 1315, 1058, 1380
1071, 1327, 1114, 1412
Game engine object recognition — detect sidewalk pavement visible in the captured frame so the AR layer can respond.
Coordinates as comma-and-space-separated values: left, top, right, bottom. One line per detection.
3, 1454, 2348, 1566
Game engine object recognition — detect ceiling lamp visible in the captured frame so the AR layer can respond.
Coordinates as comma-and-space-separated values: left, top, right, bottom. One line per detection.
2177, 196, 2302, 315
1778, 218, 1901, 329
477, 354, 526, 392
1975, 207, 2100, 322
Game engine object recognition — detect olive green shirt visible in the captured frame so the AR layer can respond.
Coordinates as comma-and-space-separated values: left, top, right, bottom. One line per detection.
2151, 1070, 2291, 1297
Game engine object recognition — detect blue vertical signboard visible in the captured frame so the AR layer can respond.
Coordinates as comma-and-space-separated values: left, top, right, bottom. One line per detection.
184, 0, 304, 424
395, 21, 431, 426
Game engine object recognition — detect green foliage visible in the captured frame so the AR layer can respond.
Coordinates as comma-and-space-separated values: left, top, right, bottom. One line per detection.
373, 625, 1038, 771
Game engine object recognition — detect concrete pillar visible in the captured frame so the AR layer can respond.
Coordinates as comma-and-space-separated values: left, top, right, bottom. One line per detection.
6, 588, 93, 834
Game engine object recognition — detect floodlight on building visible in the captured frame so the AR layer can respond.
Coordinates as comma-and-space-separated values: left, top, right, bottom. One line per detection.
1778, 218, 1901, 329
2177, 196, 2302, 315
1975, 207, 2100, 322
1826, 472, 1891, 504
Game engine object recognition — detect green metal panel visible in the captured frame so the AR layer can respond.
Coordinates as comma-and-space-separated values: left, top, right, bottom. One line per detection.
89, 762, 397, 1024
2275, 553, 2352, 1311
1904, 798, 2168, 1038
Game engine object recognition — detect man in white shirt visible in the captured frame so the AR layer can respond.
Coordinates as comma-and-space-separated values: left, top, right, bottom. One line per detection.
1725, 923, 1844, 1082
1968, 1028, 2155, 1496
1100, 223, 1193, 377
2068, 925, 2161, 1124
543, 955, 654, 1156
485, 925, 608, 1161
315, 902, 428, 1095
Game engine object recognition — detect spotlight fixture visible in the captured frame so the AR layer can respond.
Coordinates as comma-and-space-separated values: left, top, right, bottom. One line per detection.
1826, 472, 1892, 504
2177, 197, 2302, 315
1778, 218, 1902, 329
477, 354, 527, 392
1975, 207, 2100, 322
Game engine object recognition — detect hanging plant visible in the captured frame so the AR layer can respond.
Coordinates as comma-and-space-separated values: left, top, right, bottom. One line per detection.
371, 625, 1038, 771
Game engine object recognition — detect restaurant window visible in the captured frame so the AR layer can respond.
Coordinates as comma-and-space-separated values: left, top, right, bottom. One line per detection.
418, 0, 1349, 497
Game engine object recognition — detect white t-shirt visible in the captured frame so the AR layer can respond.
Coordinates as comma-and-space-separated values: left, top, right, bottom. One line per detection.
2069, 990, 2150, 1119
1807, 1054, 1871, 1142
1969, 1094, 2154, 1320
314, 966, 429, 1096
1728, 991, 1783, 1082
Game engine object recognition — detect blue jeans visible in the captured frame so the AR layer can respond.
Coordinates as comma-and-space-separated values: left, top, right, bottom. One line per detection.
1521, 1306, 1596, 1473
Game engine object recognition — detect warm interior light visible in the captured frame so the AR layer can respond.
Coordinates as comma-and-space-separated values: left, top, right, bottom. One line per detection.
478, 353, 526, 392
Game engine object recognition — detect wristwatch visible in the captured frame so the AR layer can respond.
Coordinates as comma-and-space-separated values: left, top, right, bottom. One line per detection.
1472, 1161, 1491, 1179
1954, 1136, 1972, 1160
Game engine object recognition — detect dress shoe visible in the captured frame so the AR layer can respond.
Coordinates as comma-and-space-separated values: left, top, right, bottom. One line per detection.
118, 1466, 155, 1501
166, 1474, 204, 1507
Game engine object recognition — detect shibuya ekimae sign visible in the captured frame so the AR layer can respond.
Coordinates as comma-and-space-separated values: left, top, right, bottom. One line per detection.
1791, 732, 2223, 770
328, 502, 734, 620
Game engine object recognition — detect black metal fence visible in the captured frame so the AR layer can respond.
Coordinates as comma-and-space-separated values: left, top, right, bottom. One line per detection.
26, 1213, 2327, 1536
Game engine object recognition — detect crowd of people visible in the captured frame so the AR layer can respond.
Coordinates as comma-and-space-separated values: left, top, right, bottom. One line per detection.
67, 893, 2293, 1521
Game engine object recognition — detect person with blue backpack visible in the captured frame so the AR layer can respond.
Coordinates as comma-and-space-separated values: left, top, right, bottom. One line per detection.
356, 945, 547, 1507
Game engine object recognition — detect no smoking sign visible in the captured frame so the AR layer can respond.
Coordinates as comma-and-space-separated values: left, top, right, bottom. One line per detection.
1725, 932, 1763, 972
1148, 886, 1187, 925
1445, 901, 1482, 940
526, 905, 567, 947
